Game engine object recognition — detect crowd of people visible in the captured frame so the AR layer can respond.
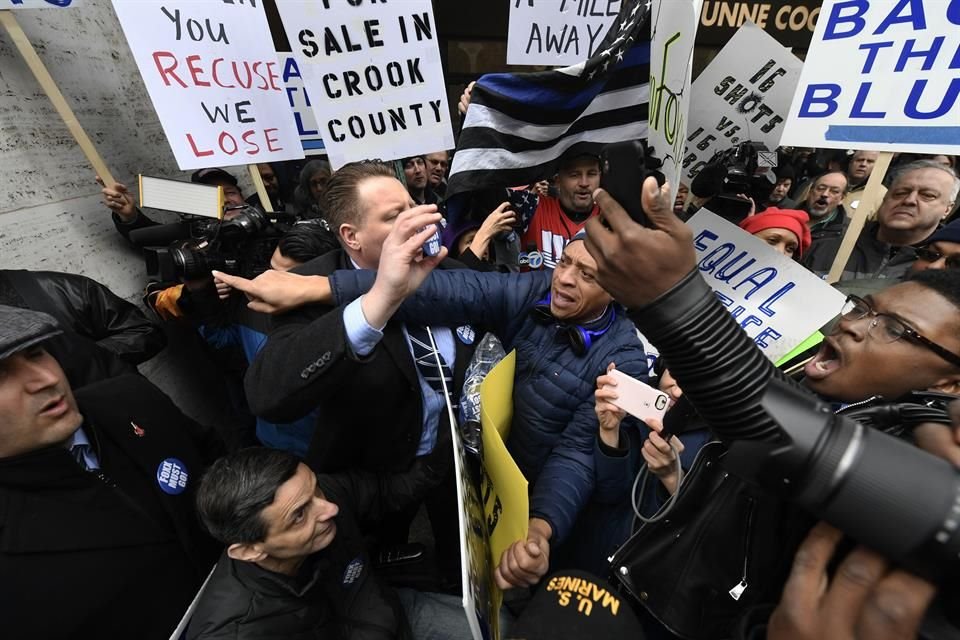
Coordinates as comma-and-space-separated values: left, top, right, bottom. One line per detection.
2, 56, 960, 640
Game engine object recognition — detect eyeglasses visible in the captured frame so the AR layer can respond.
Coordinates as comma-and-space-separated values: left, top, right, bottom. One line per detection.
840, 295, 960, 368
915, 247, 960, 269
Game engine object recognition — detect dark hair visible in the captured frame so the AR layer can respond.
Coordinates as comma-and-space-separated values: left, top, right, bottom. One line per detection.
812, 170, 849, 194
196, 448, 301, 545
277, 222, 339, 264
323, 160, 397, 233
907, 268, 960, 312
293, 159, 332, 218
774, 164, 796, 182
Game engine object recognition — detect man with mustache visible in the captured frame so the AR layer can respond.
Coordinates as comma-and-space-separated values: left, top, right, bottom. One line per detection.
804, 160, 958, 281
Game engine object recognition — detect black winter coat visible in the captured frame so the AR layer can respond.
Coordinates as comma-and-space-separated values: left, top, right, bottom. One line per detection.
0, 375, 221, 640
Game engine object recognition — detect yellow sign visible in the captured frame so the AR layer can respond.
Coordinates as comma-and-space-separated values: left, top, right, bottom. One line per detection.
479, 350, 529, 570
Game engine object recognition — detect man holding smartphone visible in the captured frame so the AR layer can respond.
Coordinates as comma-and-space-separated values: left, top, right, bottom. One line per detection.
217, 222, 649, 590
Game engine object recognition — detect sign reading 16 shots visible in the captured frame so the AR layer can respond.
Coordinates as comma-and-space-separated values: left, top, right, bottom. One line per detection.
274, 0, 455, 170
781, 0, 960, 154
111, 0, 305, 170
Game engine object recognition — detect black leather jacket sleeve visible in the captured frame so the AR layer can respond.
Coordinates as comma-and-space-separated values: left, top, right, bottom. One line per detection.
629, 269, 792, 444
31, 270, 166, 365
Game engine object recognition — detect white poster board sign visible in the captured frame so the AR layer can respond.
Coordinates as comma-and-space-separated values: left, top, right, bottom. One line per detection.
507, 0, 619, 66
688, 209, 846, 363
5, 0, 82, 7
648, 0, 701, 205
781, 0, 960, 154
111, 0, 305, 171
280, 55, 326, 156
684, 21, 802, 182
274, 0, 454, 170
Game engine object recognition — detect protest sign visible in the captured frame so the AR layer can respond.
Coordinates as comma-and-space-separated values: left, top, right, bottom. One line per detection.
648, 0, 700, 204
781, 0, 960, 154
280, 54, 325, 156
111, 1, 304, 171
452, 416, 497, 640
683, 20, 802, 182
274, 0, 454, 170
5, 0, 82, 7
507, 0, 619, 66
687, 210, 846, 363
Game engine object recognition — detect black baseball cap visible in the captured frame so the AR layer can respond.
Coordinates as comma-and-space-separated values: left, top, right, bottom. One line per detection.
191, 168, 238, 187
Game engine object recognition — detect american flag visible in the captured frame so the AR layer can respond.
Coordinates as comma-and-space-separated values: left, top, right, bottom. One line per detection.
446, 0, 651, 197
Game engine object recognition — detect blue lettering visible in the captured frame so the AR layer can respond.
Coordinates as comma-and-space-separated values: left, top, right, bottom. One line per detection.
693, 229, 718, 251
740, 316, 763, 331
823, 0, 868, 40
895, 37, 945, 72
754, 327, 782, 349
858, 41, 893, 73
714, 291, 734, 307
950, 0, 960, 24
874, 0, 925, 35
850, 83, 886, 118
294, 112, 318, 136
758, 283, 796, 317
904, 78, 960, 119
699, 243, 735, 274
282, 57, 301, 82
799, 84, 841, 118
715, 253, 757, 284
732, 267, 778, 299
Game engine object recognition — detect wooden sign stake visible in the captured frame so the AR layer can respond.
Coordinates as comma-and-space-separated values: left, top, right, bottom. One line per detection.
247, 164, 274, 214
0, 10, 116, 186
826, 151, 894, 284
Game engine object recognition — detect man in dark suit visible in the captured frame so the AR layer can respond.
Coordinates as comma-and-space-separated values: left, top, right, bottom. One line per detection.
0, 305, 221, 640
242, 161, 478, 582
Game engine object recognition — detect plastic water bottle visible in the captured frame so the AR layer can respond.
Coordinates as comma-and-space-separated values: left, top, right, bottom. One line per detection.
458, 333, 506, 427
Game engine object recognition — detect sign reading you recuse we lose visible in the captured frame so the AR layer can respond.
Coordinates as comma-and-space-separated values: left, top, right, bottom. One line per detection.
112, 0, 304, 170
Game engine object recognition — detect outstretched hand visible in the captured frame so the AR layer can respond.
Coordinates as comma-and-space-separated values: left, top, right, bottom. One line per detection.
212, 270, 330, 314
584, 177, 696, 308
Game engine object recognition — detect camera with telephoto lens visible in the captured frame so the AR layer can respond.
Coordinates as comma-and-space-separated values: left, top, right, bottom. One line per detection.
141, 204, 271, 282
725, 378, 960, 582
698, 142, 776, 225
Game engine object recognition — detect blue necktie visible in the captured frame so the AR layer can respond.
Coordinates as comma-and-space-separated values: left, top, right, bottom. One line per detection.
407, 325, 457, 411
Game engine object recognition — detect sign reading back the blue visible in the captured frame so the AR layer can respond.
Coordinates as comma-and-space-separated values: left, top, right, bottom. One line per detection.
781, 0, 960, 154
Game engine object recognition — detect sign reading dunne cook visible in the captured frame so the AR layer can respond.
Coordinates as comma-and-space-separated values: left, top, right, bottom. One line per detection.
698, 0, 821, 49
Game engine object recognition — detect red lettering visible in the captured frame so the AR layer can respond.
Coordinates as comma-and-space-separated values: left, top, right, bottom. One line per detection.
185, 55, 210, 87
218, 132, 239, 155
242, 129, 261, 155
252, 61, 269, 91
153, 51, 187, 88
186, 133, 214, 157
211, 58, 234, 88
266, 62, 281, 91
264, 128, 281, 152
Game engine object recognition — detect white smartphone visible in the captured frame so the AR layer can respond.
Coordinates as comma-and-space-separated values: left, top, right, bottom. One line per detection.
608, 369, 671, 423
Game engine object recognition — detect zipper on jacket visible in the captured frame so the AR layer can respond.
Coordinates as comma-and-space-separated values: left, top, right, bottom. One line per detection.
729, 496, 756, 601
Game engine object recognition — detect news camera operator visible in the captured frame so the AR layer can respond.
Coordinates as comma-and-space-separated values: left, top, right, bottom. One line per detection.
584, 177, 960, 639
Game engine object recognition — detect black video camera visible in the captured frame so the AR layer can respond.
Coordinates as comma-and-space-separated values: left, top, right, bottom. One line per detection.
727, 379, 960, 582
698, 142, 776, 224
140, 204, 273, 282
